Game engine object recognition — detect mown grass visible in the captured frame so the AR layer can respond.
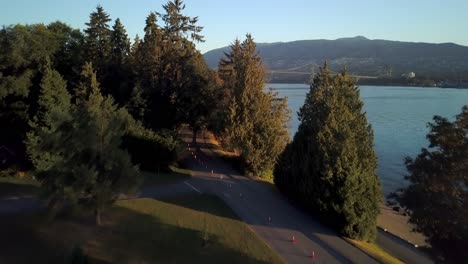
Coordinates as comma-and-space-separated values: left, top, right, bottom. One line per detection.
0, 175, 40, 199
0, 195, 284, 264
346, 238, 404, 264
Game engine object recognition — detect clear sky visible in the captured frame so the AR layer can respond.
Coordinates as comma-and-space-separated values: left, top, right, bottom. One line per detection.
1, 0, 467, 53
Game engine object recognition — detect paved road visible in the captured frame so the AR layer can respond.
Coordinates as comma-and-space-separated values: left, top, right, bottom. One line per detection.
376, 229, 433, 264
176, 134, 433, 264
0, 140, 433, 263
178, 143, 377, 264
0, 197, 43, 215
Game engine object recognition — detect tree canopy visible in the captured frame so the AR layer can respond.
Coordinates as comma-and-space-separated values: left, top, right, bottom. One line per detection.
218, 34, 290, 178
396, 106, 468, 262
27, 65, 141, 225
274, 63, 381, 241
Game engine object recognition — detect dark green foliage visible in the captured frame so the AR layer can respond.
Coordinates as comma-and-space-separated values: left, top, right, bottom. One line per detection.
83, 5, 111, 72
160, 0, 204, 43
126, 85, 147, 121
123, 125, 180, 172
31, 64, 72, 131
106, 18, 132, 103
176, 52, 218, 141
274, 63, 381, 241
134, 0, 207, 130
396, 106, 467, 263
47, 21, 85, 89
3, 2, 215, 199
0, 23, 75, 168
26, 67, 141, 225
25, 65, 71, 175
219, 35, 290, 177
73, 62, 100, 102
110, 18, 130, 66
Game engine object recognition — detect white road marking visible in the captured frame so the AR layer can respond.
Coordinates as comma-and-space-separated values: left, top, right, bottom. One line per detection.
184, 181, 202, 194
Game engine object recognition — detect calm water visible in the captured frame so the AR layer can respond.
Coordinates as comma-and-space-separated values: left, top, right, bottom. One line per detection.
269, 84, 468, 195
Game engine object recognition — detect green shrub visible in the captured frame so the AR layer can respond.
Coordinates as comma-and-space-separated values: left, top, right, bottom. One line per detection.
123, 123, 181, 171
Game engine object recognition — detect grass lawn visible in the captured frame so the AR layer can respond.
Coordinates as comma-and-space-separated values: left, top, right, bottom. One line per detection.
0, 175, 40, 199
346, 238, 404, 264
0, 194, 284, 264
142, 165, 191, 186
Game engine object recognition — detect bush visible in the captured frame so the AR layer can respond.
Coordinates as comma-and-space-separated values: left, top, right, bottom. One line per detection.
123, 123, 181, 171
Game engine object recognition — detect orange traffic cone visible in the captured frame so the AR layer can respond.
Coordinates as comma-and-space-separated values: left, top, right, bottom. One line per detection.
291, 235, 296, 243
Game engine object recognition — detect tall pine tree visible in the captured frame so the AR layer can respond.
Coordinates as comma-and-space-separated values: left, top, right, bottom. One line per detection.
108, 18, 131, 103
27, 64, 72, 173
27, 66, 140, 225
110, 18, 130, 66
73, 62, 100, 103
219, 34, 290, 178
274, 63, 381, 241
84, 5, 111, 73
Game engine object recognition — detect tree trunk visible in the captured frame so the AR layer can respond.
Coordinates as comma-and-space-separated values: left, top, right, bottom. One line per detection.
46, 197, 61, 222
95, 208, 102, 226
192, 127, 198, 144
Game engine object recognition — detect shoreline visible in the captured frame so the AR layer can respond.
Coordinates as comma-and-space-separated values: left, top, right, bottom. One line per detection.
268, 82, 468, 89
378, 204, 428, 248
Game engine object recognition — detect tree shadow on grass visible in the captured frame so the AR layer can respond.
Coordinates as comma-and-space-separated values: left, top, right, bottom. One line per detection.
0, 203, 276, 264
0, 211, 104, 264
108, 205, 275, 264
156, 194, 242, 221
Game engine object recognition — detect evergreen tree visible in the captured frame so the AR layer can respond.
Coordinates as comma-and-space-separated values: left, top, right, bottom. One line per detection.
130, 34, 141, 62
219, 34, 290, 178
84, 5, 111, 72
138, 13, 165, 92
110, 18, 130, 66
126, 84, 147, 121
27, 68, 141, 225
0, 24, 65, 169
274, 63, 381, 241
396, 106, 467, 262
33, 64, 72, 129
159, 0, 204, 97
135, 1, 206, 130
27, 65, 72, 173
176, 52, 217, 142
47, 21, 85, 89
107, 18, 131, 103
73, 62, 100, 102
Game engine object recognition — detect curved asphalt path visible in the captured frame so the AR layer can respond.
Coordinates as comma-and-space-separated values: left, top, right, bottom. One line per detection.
0, 134, 433, 263
175, 130, 433, 264
177, 141, 376, 263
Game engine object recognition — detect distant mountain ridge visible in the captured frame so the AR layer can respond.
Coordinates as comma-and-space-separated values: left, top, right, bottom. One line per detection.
204, 36, 468, 83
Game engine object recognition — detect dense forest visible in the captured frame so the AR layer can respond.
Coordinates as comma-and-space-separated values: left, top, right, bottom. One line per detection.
0, 0, 290, 224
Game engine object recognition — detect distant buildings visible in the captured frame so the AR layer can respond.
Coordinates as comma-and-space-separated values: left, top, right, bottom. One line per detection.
401, 72, 416, 78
